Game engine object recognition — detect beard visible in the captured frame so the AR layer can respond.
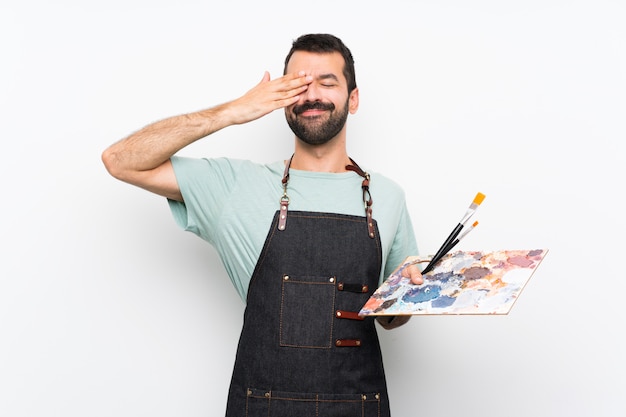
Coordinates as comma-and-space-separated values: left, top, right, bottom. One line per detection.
285, 99, 349, 146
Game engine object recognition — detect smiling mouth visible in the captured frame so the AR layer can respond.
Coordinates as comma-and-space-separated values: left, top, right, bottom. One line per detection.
293, 102, 335, 115
299, 108, 328, 117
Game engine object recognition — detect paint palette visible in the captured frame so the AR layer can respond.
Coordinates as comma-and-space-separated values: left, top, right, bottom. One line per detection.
360, 249, 548, 316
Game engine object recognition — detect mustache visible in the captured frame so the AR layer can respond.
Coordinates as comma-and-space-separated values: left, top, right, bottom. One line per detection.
293, 101, 335, 115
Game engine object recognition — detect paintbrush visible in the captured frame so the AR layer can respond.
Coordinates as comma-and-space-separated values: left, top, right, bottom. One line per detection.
428, 221, 479, 269
421, 193, 485, 275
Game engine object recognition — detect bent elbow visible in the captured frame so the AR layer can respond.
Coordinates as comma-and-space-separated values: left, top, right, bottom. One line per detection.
101, 147, 126, 181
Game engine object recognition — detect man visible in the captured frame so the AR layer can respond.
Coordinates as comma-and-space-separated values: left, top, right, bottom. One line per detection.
102, 33, 422, 417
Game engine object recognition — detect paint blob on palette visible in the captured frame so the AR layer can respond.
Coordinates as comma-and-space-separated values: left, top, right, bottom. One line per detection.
360, 249, 548, 316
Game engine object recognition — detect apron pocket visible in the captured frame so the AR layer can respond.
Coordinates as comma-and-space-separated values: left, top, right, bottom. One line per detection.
246, 388, 381, 417
280, 274, 336, 348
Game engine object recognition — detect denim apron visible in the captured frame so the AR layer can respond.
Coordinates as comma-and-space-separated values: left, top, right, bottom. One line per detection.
225, 157, 390, 417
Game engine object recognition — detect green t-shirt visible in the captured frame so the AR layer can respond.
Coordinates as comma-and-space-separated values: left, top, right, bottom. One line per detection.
168, 156, 418, 302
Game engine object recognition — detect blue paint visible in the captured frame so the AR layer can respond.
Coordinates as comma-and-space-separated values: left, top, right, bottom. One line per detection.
402, 285, 441, 303
430, 271, 455, 284
432, 295, 456, 309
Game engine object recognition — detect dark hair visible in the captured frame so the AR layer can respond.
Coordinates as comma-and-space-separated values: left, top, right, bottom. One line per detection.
283, 33, 357, 93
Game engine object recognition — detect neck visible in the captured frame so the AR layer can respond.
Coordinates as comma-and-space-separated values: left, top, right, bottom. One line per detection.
289, 131, 351, 172
289, 145, 350, 173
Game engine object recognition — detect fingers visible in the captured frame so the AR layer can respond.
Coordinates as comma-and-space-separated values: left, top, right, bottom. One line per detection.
252, 71, 311, 106
271, 71, 312, 106
401, 263, 424, 285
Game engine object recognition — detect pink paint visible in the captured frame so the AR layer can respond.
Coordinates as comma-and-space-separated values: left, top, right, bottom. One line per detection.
507, 255, 534, 268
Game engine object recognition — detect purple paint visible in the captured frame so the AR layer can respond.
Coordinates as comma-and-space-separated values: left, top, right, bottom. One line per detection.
463, 266, 491, 280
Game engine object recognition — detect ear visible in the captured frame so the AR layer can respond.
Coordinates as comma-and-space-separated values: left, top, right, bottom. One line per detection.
348, 87, 359, 114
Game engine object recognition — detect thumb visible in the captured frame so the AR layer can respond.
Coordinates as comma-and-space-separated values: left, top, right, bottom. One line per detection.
401, 263, 424, 285
258, 71, 271, 84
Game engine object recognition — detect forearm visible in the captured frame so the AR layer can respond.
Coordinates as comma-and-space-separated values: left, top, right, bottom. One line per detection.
376, 315, 411, 330
102, 104, 232, 178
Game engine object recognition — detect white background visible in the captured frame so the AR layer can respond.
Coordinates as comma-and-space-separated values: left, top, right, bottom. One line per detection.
1, 1, 624, 416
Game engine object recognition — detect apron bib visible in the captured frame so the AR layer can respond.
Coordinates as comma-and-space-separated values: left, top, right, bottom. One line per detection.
225, 158, 389, 417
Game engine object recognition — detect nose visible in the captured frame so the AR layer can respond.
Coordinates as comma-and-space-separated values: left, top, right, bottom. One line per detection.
300, 81, 321, 102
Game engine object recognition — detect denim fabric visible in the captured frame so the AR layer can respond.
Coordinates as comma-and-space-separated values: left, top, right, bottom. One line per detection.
226, 211, 389, 417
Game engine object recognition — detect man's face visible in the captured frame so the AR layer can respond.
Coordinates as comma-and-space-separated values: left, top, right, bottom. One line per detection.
284, 51, 358, 145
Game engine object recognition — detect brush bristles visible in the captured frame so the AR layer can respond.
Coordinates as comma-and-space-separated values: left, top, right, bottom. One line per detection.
473, 192, 486, 205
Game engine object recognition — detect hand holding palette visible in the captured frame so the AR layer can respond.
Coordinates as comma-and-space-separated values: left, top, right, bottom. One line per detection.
359, 249, 548, 316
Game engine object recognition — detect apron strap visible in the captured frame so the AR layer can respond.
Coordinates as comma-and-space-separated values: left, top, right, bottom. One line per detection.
278, 155, 293, 231
279, 155, 375, 239
346, 158, 375, 239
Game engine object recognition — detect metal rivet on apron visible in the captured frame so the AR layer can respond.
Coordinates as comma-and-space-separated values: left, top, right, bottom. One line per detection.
336, 340, 342, 346
264, 392, 271, 398
375, 393, 380, 400
247, 389, 252, 396
336, 311, 342, 317
362, 394, 367, 400
362, 285, 369, 293
283, 275, 289, 281
329, 277, 335, 283
369, 232, 374, 238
